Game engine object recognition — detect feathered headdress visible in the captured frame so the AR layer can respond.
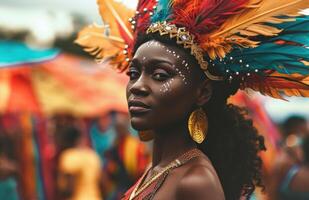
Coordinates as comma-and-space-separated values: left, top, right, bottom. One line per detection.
76, 0, 309, 99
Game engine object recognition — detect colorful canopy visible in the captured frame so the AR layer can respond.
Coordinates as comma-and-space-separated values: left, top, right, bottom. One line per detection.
0, 40, 59, 68
0, 54, 128, 116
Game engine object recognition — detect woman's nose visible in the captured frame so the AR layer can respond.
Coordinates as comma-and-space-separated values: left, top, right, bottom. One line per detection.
129, 74, 150, 97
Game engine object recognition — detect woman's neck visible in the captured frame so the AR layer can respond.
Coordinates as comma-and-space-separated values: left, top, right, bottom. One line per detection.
152, 122, 196, 168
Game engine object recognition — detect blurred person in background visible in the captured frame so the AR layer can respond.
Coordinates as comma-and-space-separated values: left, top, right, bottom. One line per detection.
90, 114, 116, 165
0, 124, 20, 200
277, 135, 309, 199
103, 112, 150, 200
268, 116, 309, 199
57, 125, 103, 200
281, 116, 309, 162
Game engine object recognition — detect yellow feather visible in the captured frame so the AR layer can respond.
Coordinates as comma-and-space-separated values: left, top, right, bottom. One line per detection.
75, 24, 125, 62
97, 0, 134, 40
245, 24, 282, 36
211, 0, 309, 38
264, 17, 295, 24
301, 60, 309, 66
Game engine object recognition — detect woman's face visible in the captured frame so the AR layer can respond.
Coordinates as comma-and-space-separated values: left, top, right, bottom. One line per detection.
126, 40, 210, 131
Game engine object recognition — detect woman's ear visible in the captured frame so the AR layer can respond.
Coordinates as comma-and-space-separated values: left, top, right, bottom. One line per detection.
196, 80, 212, 106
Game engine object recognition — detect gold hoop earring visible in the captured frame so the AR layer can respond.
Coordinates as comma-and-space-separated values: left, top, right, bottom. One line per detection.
188, 108, 208, 144
138, 131, 154, 141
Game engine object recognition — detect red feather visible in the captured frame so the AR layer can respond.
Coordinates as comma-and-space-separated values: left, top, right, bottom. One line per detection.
242, 73, 309, 99
172, 0, 250, 37
136, 0, 157, 32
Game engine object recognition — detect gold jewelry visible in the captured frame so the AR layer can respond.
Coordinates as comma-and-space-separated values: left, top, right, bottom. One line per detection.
129, 148, 203, 200
129, 160, 180, 200
138, 130, 154, 141
146, 21, 223, 81
188, 108, 208, 144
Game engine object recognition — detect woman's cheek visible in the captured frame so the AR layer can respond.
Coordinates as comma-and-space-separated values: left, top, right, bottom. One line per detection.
160, 78, 175, 93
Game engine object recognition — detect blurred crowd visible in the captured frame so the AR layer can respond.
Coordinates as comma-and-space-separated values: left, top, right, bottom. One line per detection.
0, 111, 308, 200
267, 116, 309, 200
0, 112, 150, 200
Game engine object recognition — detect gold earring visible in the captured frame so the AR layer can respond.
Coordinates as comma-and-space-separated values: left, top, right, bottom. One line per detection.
138, 130, 154, 141
188, 108, 208, 144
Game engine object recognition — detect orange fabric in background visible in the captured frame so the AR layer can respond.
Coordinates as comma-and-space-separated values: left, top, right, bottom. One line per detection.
6, 69, 41, 114
19, 113, 37, 200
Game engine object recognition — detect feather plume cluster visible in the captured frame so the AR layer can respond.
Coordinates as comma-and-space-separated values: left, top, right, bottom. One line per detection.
75, 0, 309, 99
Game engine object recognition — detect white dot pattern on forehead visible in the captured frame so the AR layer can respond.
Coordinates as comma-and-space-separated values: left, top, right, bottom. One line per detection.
141, 43, 192, 85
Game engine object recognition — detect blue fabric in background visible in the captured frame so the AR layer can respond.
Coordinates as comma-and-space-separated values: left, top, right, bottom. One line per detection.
0, 40, 59, 68
90, 123, 116, 165
0, 178, 20, 200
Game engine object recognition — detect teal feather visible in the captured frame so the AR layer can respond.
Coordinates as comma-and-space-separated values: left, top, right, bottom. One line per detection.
274, 15, 309, 31
151, 0, 173, 23
215, 15, 309, 76
215, 43, 309, 75
268, 15, 309, 45
273, 33, 309, 46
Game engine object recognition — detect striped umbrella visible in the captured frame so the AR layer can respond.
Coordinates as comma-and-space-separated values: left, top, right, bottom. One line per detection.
1, 40, 128, 116
0, 53, 128, 116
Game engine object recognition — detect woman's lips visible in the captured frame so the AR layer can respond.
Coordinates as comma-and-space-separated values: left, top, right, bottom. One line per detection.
129, 106, 151, 114
128, 100, 151, 114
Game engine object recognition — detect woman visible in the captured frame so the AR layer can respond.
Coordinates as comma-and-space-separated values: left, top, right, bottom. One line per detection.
76, 0, 309, 199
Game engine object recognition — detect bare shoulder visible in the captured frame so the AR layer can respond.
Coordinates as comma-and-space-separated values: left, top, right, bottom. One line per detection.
175, 157, 225, 200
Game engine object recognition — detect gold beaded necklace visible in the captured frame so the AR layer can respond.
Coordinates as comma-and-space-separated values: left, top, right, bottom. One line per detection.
129, 148, 203, 200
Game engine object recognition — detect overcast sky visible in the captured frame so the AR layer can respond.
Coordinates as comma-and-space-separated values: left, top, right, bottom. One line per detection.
0, 0, 138, 22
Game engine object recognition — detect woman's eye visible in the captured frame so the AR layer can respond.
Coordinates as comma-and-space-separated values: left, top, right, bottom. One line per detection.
126, 70, 140, 80
152, 72, 169, 81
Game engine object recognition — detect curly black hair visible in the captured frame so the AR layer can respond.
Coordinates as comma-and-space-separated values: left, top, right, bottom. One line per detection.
134, 32, 266, 200
201, 81, 266, 200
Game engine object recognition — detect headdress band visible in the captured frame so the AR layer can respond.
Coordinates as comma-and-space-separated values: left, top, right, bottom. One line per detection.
146, 21, 223, 81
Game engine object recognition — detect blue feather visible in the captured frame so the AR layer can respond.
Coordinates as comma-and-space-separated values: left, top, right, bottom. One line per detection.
151, 0, 173, 23
215, 15, 309, 76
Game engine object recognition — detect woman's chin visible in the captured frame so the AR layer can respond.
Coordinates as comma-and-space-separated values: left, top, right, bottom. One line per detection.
130, 117, 151, 131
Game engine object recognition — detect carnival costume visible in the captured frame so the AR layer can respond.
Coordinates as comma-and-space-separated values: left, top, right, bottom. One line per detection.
76, 0, 309, 199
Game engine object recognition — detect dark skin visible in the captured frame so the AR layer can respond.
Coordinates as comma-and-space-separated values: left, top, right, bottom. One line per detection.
126, 40, 225, 200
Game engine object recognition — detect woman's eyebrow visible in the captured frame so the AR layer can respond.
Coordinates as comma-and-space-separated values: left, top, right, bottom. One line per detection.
146, 58, 173, 66
131, 57, 174, 68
